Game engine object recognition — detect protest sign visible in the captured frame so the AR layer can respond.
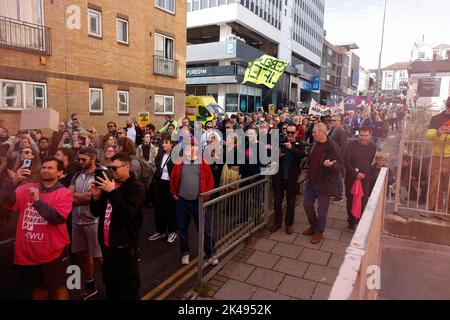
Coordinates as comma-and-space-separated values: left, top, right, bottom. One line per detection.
20, 108, 59, 131
243, 55, 288, 89
138, 112, 151, 128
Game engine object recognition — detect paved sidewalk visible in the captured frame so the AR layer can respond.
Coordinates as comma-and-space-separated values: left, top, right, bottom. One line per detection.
199, 200, 353, 300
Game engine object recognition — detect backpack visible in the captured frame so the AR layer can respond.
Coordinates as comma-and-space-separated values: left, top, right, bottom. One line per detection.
131, 156, 155, 190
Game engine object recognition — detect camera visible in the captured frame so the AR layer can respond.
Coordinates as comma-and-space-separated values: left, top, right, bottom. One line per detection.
95, 166, 113, 186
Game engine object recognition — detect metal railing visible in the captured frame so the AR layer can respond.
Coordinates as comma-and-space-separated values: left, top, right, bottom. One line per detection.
0, 15, 51, 55
197, 174, 270, 284
393, 105, 450, 219
329, 167, 388, 300
153, 55, 179, 78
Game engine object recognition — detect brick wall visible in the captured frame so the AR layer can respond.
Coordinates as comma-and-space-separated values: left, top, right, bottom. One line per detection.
0, 0, 186, 135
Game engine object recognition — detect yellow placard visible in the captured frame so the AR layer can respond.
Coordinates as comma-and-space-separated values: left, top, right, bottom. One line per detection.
242, 55, 288, 89
138, 112, 150, 128
268, 104, 275, 115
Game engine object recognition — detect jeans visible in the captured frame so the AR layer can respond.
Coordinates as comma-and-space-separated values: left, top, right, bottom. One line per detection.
303, 181, 331, 234
176, 198, 215, 257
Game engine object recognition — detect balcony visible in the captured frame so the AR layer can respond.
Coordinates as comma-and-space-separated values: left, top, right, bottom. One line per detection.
0, 15, 51, 55
153, 55, 179, 78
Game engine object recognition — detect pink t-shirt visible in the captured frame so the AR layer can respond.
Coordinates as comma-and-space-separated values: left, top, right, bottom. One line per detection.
103, 182, 122, 247
8, 183, 72, 265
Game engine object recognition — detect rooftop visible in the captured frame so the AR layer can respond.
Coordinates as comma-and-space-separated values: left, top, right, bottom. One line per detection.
408, 59, 450, 74
434, 43, 450, 50
335, 43, 359, 50
382, 62, 410, 70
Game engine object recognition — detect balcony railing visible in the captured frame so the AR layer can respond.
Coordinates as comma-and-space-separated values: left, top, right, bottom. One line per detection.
0, 15, 51, 55
153, 55, 179, 78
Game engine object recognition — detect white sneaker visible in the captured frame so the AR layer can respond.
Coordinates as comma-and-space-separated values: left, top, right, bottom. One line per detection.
181, 254, 190, 265
207, 257, 219, 266
167, 232, 177, 243
148, 232, 166, 241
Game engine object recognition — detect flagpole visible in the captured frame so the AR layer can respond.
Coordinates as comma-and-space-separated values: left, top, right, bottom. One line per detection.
377, 0, 387, 102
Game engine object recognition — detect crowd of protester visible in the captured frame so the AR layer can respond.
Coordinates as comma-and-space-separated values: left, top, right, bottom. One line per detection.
0, 99, 418, 300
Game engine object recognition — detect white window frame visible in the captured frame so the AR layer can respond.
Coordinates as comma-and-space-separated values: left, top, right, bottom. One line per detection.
117, 91, 129, 114
155, 0, 176, 14
154, 33, 175, 60
154, 95, 174, 115
0, 79, 47, 110
88, 9, 102, 37
116, 18, 129, 44
89, 88, 103, 113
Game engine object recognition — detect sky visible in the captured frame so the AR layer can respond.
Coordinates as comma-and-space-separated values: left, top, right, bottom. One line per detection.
324, 0, 450, 69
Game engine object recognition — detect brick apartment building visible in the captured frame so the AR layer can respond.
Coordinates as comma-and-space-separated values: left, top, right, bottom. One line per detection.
0, 0, 186, 134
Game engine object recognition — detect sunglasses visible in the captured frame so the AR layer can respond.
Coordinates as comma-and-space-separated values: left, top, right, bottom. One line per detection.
108, 165, 126, 172
118, 131, 126, 135
286, 131, 296, 135
77, 158, 88, 162
108, 125, 115, 128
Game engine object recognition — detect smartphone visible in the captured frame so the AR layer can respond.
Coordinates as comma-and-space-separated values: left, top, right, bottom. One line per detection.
22, 159, 32, 169
95, 166, 113, 186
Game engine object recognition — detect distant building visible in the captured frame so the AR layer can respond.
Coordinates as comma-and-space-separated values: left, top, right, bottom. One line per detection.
381, 62, 410, 95
411, 39, 434, 61
408, 60, 450, 108
358, 67, 371, 96
433, 44, 450, 61
319, 41, 360, 102
186, 0, 325, 112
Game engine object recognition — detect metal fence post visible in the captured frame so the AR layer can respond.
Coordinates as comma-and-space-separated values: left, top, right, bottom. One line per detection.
197, 195, 205, 285
264, 177, 270, 225
394, 117, 407, 214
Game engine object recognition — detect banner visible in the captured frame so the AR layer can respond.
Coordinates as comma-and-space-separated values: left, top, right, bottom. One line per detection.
331, 101, 345, 115
242, 55, 289, 89
309, 99, 331, 116
344, 96, 359, 112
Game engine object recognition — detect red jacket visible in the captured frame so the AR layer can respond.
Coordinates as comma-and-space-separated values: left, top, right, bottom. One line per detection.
170, 157, 215, 201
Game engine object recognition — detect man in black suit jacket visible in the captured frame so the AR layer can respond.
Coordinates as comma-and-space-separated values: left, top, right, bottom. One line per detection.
271, 124, 307, 234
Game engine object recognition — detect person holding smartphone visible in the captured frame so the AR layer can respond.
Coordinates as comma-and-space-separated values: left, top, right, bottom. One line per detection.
13, 147, 41, 183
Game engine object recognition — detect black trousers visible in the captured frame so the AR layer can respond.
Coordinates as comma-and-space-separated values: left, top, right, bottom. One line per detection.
274, 179, 298, 227
345, 179, 370, 227
154, 180, 177, 234
101, 246, 140, 300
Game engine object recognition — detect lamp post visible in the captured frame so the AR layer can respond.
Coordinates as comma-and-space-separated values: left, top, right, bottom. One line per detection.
377, 0, 387, 103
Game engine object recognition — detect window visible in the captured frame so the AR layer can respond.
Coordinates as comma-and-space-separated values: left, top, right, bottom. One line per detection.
1, 80, 47, 110
0, 0, 43, 25
419, 52, 426, 59
155, 33, 174, 59
89, 88, 103, 113
116, 18, 128, 44
88, 9, 102, 37
154, 95, 174, 114
155, 0, 175, 13
117, 91, 129, 114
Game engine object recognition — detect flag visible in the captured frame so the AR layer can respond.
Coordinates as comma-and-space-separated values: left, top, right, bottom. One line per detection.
242, 55, 289, 89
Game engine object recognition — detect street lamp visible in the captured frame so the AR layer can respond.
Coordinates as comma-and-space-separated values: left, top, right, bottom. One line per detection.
377, 0, 387, 103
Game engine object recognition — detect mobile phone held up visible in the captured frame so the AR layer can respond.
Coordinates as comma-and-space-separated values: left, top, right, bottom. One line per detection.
95, 166, 113, 186
22, 158, 32, 169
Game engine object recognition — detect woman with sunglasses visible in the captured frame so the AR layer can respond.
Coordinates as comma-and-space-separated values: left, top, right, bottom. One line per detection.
12, 147, 41, 183
147, 134, 177, 244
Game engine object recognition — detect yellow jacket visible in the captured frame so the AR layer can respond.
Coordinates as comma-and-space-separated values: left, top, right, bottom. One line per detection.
426, 129, 450, 158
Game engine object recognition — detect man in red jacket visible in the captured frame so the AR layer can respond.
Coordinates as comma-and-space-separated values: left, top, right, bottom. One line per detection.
0, 158, 72, 300
170, 137, 218, 266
